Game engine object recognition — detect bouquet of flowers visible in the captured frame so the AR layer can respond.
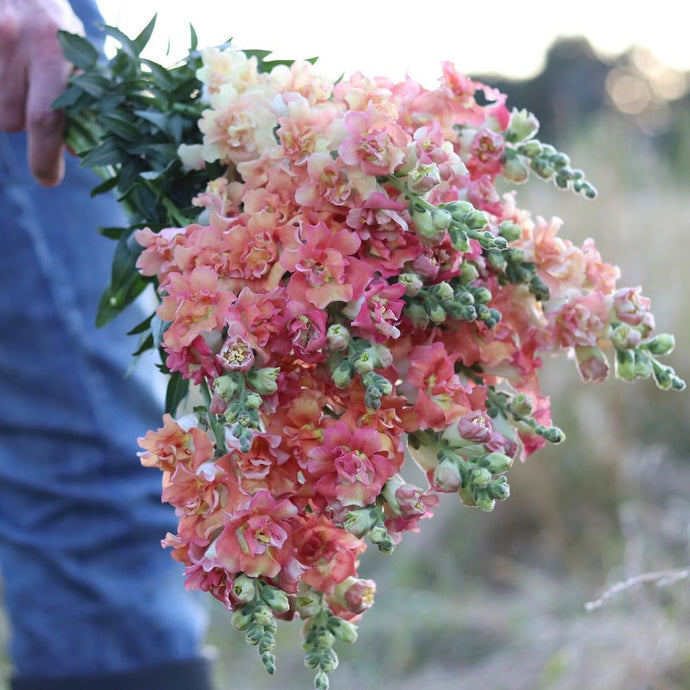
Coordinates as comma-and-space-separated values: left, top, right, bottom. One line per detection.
57, 18, 684, 688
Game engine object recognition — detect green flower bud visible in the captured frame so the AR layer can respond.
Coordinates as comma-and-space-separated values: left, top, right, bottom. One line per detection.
214, 374, 240, 402
260, 651, 276, 675
399, 272, 424, 296
432, 281, 455, 303
329, 617, 358, 644
432, 208, 453, 230
313, 628, 336, 649
611, 324, 642, 350
353, 352, 375, 374
644, 333, 675, 356
427, 302, 447, 325
463, 210, 489, 230
413, 207, 445, 244
344, 506, 379, 538
448, 226, 471, 252
445, 200, 474, 221
498, 221, 522, 243
519, 139, 543, 157
253, 603, 274, 627
634, 350, 653, 379
433, 456, 462, 492
245, 623, 264, 646
326, 324, 350, 350
538, 426, 566, 444
314, 670, 330, 690
319, 648, 339, 673
551, 152, 571, 169
295, 590, 322, 619
506, 108, 540, 142
231, 608, 253, 631
531, 157, 555, 180
262, 586, 290, 614
332, 360, 355, 388
502, 152, 530, 184
404, 302, 430, 329
510, 392, 533, 417
615, 347, 636, 381
458, 483, 476, 507
233, 574, 257, 603
471, 466, 493, 489
247, 367, 281, 395
305, 650, 322, 670
475, 490, 496, 512
459, 261, 480, 284
480, 451, 513, 474
244, 391, 263, 409
489, 477, 510, 501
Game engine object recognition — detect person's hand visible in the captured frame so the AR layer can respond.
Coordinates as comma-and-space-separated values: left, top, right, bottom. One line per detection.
0, 0, 83, 186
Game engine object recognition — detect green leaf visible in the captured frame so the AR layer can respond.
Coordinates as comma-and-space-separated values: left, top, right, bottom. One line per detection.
98, 226, 128, 239
70, 72, 110, 98
80, 137, 124, 169
165, 373, 190, 415
95, 274, 148, 327
141, 58, 175, 90
132, 331, 154, 357
90, 176, 119, 197
111, 229, 143, 291
133, 15, 157, 55
57, 31, 99, 69
127, 312, 154, 336
189, 24, 198, 52
102, 24, 144, 60
99, 114, 140, 141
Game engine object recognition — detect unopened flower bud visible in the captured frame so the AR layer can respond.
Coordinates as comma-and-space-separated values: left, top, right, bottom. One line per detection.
471, 467, 493, 489
332, 360, 355, 388
611, 324, 642, 350
459, 261, 480, 284
634, 350, 653, 379
326, 324, 350, 351
489, 477, 510, 501
645, 333, 675, 356
432, 208, 453, 230
506, 108, 540, 142
247, 367, 281, 395
446, 200, 474, 221
214, 374, 240, 402
404, 302, 429, 329
328, 617, 358, 644
474, 489, 496, 512
353, 352, 375, 374
245, 623, 264, 646
510, 393, 533, 417
427, 302, 447, 324
463, 210, 489, 230
502, 153, 530, 184
252, 603, 273, 627
233, 574, 257, 603
498, 221, 522, 242
433, 456, 462, 492
413, 208, 446, 244
399, 272, 424, 296
615, 347, 636, 381
244, 391, 263, 409
538, 426, 566, 444
480, 452, 513, 475
262, 586, 290, 614
344, 506, 379, 537
232, 608, 253, 631
295, 589, 322, 619
432, 281, 455, 303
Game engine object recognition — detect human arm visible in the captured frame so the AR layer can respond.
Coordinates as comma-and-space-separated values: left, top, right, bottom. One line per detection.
0, 0, 83, 186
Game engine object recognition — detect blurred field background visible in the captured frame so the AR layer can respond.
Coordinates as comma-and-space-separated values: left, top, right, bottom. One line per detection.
1, 34, 689, 690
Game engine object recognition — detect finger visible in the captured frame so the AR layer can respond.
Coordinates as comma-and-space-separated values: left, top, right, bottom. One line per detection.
26, 46, 72, 186
0, 11, 29, 132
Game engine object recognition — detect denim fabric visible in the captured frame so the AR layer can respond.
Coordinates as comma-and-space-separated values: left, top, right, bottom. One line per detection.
0, 2, 208, 679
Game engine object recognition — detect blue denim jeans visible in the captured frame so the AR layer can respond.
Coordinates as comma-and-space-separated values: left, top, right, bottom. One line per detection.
0, 4, 209, 684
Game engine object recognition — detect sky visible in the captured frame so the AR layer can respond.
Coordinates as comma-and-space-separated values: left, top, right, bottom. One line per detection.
97, 0, 688, 86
